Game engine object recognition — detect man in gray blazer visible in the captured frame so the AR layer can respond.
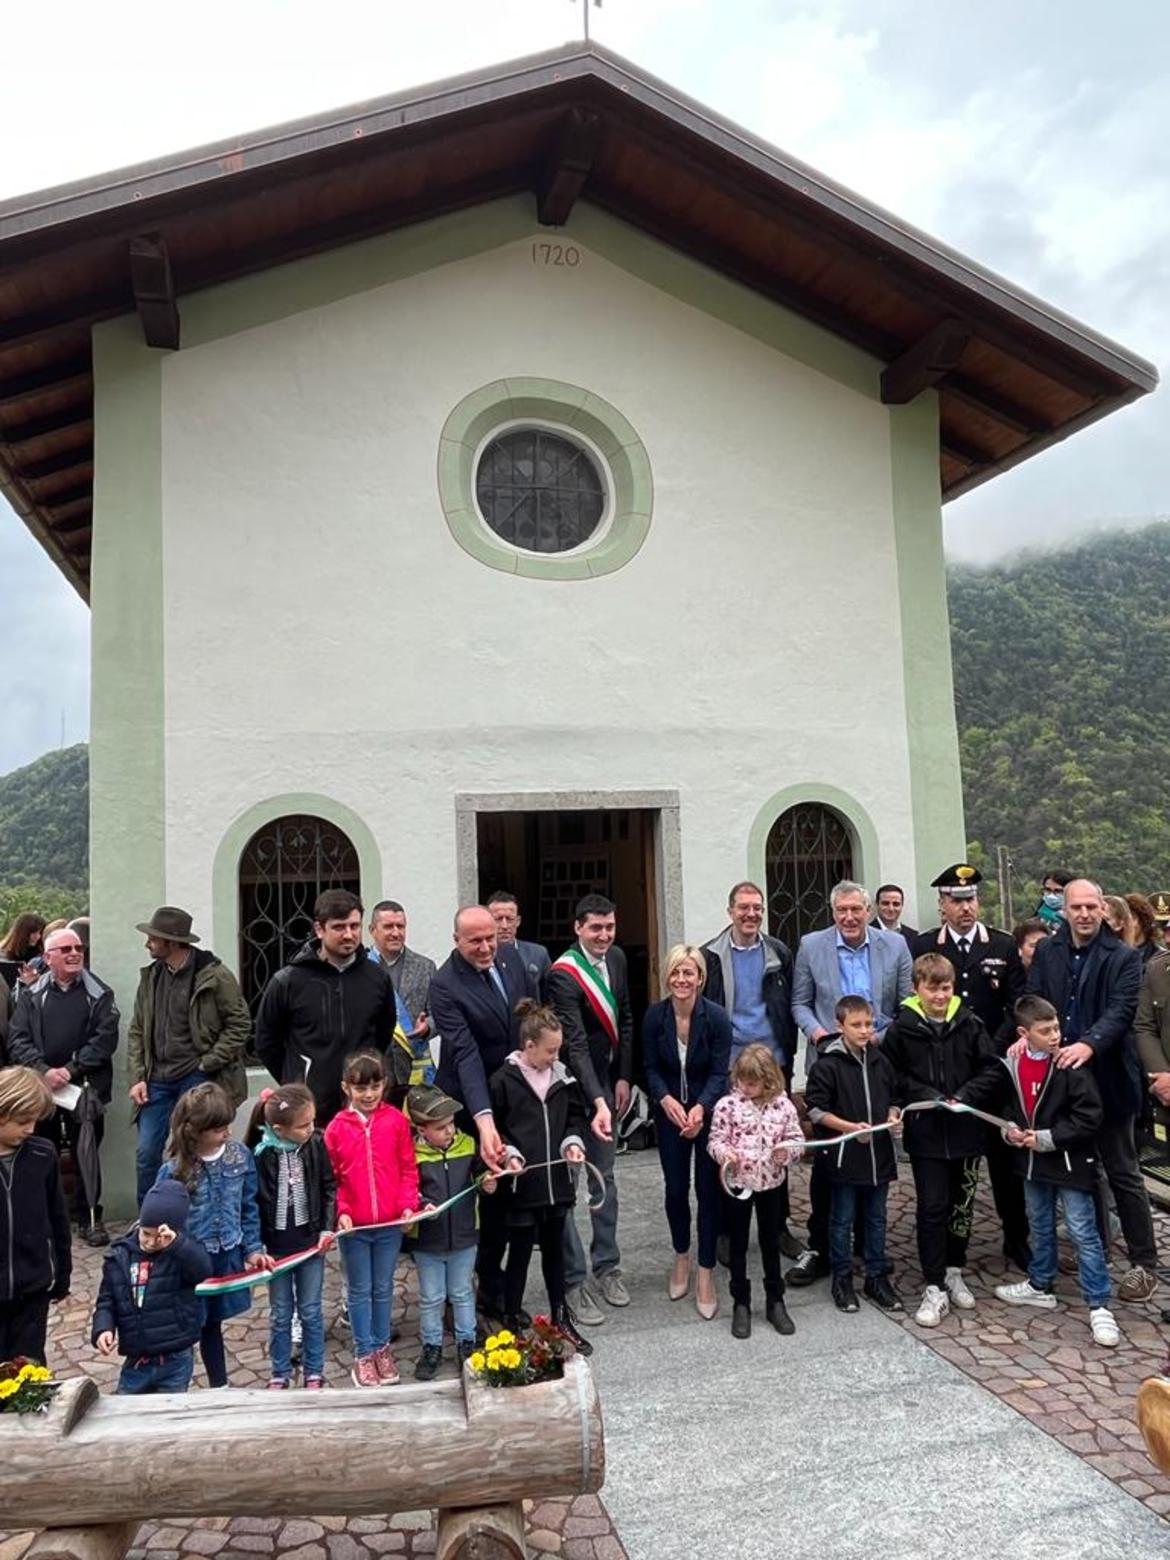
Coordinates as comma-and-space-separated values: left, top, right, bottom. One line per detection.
368, 900, 437, 1035
787, 880, 913, 1287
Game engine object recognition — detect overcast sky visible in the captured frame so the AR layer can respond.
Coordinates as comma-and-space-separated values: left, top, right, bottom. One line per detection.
2, 0, 1167, 775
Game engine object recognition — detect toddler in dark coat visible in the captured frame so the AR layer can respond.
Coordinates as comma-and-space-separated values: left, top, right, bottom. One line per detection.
92, 1180, 212, 1393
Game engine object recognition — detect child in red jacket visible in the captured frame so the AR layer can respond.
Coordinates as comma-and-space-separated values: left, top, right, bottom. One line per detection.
324, 1051, 420, 1387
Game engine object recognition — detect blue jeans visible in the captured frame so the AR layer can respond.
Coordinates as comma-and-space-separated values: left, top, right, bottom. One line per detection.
564, 1087, 620, 1287
136, 1071, 208, 1202
828, 1181, 891, 1280
340, 1228, 402, 1359
269, 1254, 326, 1380
415, 1246, 478, 1348
117, 1349, 194, 1394
1025, 1179, 1111, 1308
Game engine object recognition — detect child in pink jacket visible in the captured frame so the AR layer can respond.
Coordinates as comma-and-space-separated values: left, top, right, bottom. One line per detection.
708, 1044, 804, 1341
324, 1050, 420, 1387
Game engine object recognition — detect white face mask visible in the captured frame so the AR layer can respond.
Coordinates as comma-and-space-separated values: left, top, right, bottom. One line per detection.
1043, 892, 1063, 910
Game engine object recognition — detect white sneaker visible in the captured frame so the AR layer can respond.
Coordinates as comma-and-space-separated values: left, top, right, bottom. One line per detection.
1090, 1306, 1121, 1347
944, 1267, 976, 1310
914, 1285, 950, 1328
995, 1279, 1058, 1309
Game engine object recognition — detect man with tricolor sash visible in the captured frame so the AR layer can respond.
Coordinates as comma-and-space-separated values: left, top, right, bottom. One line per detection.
548, 893, 634, 1326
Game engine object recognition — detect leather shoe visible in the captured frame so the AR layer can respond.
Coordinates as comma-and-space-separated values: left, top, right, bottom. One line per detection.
668, 1255, 690, 1301
695, 1267, 719, 1320
731, 1303, 752, 1339
766, 1299, 795, 1335
786, 1250, 829, 1288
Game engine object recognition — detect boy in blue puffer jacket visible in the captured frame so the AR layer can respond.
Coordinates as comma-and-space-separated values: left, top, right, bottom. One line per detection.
91, 1181, 212, 1393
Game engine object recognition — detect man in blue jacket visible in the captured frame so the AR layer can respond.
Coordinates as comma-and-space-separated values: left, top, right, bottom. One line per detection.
1026, 878, 1155, 1301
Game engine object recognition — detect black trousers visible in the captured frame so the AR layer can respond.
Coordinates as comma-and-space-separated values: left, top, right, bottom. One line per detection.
912, 1156, 979, 1287
504, 1208, 568, 1317
475, 1179, 509, 1308
984, 1135, 1030, 1251
0, 1296, 51, 1365
1095, 1115, 1157, 1268
725, 1186, 786, 1305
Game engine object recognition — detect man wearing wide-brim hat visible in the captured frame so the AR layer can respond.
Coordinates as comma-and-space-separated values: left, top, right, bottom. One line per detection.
126, 906, 252, 1201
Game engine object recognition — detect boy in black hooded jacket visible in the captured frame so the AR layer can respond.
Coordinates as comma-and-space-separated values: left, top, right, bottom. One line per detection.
882, 953, 1000, 1329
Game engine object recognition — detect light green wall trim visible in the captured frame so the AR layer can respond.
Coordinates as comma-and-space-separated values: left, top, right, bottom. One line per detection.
747, 783, 881, 901
174, 195, 879, 401
89, 317, 167, 1218
211, 794, 384, 962
889, 395, 966, 913
437, 377, 653, 580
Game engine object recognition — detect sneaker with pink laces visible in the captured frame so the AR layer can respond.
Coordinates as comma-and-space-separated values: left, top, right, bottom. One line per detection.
373, 1344, 400, 1385
303, 1375, 324, 1391
351, 1353, 381, 1388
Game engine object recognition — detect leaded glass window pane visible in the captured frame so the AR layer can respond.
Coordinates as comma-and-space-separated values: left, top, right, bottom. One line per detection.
476, 429, 605, 553
765, 804, 854, 949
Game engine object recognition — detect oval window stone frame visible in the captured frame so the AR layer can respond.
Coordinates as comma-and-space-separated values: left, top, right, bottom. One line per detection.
437, 377, 653, 579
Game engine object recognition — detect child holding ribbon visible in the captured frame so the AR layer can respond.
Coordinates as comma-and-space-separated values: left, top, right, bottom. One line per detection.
707, 1044, 803, 1339
324, 1050, 419, 1388
248, 1083, 337, 1390
488, 1000, 593, 1355
153, 1081, 272, 1386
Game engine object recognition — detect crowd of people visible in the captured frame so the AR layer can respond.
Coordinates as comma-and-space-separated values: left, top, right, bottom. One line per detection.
0, 868, 1168, 1392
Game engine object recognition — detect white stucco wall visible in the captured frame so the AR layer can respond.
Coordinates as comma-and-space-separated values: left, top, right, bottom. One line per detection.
157, 206, 919, 960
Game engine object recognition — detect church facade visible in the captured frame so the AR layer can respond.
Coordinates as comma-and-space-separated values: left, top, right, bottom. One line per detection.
0, 47, 1154, 1209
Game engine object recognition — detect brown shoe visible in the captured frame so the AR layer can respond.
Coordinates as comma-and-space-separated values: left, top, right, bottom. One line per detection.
1118, 1265, 1158, 1303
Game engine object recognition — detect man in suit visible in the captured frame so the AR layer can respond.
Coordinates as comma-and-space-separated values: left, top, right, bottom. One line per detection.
789, 881, 913, 1285
911, 863, 1031, 1269
487, 890, 551, 997
548, 893, 634, 1325
1027, 878, 1156, 1302
872, 883, 918, 949
429, 904, 533, 1320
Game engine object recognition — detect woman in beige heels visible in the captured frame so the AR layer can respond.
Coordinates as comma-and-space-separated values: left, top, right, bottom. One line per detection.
642, 945, 732, 1319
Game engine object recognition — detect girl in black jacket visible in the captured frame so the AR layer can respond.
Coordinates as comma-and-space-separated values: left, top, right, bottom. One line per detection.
247, 1083, 337, 1389
0, 1067, 71, 1364
488, 1001, 591, 1352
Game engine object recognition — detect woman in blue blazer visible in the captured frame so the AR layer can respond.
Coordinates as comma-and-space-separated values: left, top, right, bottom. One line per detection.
643, 945, 732, 1319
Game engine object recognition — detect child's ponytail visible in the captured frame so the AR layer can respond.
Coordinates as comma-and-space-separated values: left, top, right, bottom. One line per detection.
245, 1082, 317, 1148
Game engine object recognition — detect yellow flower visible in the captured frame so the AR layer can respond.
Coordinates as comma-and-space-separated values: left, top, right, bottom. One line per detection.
17, 1365, 49, 1384
0, 1381, 18, 1400
484, 1334, 499, 1352
486, 1350, 503, 1370
468, 1352, 486, 1372
493, 1329, 515, 1346
502, 1349, 522, 1369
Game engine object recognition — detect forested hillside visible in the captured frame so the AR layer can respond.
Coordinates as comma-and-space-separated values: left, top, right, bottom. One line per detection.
950, 522, 1170, 904
0, 525, 1168, 929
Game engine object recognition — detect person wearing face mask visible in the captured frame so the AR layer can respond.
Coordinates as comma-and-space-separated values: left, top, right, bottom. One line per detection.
1035, 871, 1072, 929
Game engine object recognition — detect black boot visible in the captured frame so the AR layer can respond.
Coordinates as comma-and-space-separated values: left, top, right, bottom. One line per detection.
832, 1277, 859, 1313
414, 1344, 443, 1381
553, 1305, 594, 1357
766, 1297, 795, 1335
863, 1274, 903, 1312
731, 1303, 752, 1339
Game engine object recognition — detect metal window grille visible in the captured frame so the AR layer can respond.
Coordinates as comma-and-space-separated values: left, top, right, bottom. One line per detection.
476, 428, 604, 553
765, 804, 854, 948
238, 814, 360, 1015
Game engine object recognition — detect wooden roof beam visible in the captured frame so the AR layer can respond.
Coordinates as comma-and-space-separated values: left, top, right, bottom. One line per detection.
0, 409, 92, 450
130, 234, 180, 350
942, 377, 1046, 438
0, 293, 127, 354
42, 484, 92, 516
881, 319, 971, 404
537, 107, 601, 226
0, 358, 91, 408
941, 432, 994, 469
17, 450, 94, 485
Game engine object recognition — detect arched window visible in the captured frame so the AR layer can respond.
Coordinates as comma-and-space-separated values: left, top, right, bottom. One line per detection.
765, 803, 854, 949
237, 814, 360, 1013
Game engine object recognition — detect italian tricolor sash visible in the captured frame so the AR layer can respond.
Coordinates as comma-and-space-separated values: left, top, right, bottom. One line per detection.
552, 945, 619, 1050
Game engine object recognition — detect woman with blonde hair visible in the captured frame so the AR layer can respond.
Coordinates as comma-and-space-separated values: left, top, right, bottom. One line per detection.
642, 944, 731, 1317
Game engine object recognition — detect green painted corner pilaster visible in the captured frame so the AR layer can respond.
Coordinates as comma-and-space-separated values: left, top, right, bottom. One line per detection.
889, 396, 966, 917
211, 794, 384, 960
90, 317, 167, 1218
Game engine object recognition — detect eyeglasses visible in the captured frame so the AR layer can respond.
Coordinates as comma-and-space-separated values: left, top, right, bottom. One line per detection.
50, 944, 83, 953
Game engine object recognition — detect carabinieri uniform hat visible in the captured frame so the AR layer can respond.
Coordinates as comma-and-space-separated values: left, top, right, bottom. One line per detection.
1151, 892, 1170, 924
931, 863, 983, 900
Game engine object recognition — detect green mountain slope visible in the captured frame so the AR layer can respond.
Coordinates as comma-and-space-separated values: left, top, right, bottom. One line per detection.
949, 522, 1170, 905
0, 743, 89, 919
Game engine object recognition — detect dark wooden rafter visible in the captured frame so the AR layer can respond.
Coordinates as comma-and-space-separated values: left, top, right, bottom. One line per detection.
943, 378, 1043, 438
129, 233, 180, 350
880, 318, 971, 404
0, 292, 126, 354
537, 107, 602, 226
42, 484, 91, 515
0, 357, 91, 407
941, 432, 995, 469
0, 408, 92, 448
16, 450, 94, 485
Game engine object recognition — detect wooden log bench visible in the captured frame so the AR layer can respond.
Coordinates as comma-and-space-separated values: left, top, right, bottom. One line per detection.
0, 1358, 604, 1560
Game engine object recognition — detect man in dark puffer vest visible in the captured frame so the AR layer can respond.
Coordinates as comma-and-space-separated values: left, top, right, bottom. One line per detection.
91, 1180, 212, 1393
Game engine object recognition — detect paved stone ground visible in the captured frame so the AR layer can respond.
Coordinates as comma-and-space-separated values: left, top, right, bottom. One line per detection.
3, 1149, 1170, 1559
